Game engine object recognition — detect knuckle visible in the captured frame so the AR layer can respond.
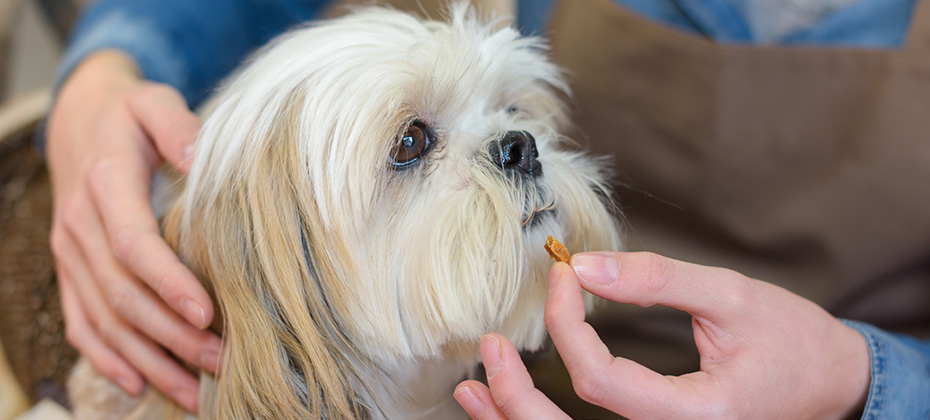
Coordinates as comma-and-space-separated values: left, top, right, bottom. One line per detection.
572, 372, 609, 406
152, 270, 180, 304
97, 319, 123, 347
635, 252, 675, 305
110, 228, 139, 266
640, 252, 673, 283
105, 282, 136, 319
86, 159, 118, 195
60, 199, 86, 232
714, 269, 754, 312
491, 388, 523, 414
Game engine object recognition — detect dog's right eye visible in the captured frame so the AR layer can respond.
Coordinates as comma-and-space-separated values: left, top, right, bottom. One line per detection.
391, 120, 433, 168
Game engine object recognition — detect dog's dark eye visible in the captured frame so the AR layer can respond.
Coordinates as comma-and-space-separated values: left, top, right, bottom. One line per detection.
391, 120, 432, 167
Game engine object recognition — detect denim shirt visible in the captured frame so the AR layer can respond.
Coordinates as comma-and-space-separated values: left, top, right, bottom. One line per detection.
57, 1, 930, 418
842, 320, 930, 419
57, 0, 329, 107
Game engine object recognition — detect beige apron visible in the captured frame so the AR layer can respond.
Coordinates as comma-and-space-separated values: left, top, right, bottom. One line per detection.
526, 0, 930, 417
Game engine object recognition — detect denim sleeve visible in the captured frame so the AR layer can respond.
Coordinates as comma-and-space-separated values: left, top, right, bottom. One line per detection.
841, 319, 930, 420
56, 0, 331, 108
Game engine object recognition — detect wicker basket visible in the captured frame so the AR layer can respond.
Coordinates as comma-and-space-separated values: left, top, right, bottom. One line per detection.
0, 90, 77, 413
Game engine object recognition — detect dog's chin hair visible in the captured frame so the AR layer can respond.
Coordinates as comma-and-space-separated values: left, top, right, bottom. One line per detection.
69, 3, 623, 420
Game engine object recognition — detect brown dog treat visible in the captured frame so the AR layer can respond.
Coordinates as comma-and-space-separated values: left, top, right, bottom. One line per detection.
544, 236, 571, 263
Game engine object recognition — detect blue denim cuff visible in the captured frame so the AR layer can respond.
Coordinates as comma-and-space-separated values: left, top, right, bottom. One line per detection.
840, 319, 930, 420
54, 10, 189, 101
39, 10, 191, 153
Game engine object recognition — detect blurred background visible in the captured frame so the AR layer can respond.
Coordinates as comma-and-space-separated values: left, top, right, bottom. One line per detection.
1, 3, 84, 420
0, 0, 79, 104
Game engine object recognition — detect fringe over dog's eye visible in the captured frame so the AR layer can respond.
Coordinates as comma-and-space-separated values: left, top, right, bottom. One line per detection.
391, 120, 433, 167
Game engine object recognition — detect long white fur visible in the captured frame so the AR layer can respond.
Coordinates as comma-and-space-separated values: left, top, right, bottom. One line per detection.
69, 3, 623, 419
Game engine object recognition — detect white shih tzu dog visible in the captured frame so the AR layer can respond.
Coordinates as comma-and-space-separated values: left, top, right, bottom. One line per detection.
69, 3, 622, 419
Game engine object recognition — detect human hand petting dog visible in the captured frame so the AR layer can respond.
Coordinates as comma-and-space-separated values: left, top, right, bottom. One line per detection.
455, 252, 871, 420
47, 51, 220, 412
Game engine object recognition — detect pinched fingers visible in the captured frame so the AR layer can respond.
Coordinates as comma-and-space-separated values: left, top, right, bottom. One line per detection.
544, 262, 713, 419
455, 334, 570, 420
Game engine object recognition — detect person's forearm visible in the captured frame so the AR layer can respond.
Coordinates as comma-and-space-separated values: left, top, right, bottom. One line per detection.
67, 50, 140, 89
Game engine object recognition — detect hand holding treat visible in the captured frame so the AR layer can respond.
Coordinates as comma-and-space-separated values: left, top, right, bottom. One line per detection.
456, 251, 871, 420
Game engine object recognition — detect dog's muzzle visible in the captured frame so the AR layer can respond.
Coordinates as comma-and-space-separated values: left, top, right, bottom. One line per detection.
489, 131, 542, 178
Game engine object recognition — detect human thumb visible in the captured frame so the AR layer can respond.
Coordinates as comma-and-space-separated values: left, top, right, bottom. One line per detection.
571, 251, 751, 327
127, 83, 201, 174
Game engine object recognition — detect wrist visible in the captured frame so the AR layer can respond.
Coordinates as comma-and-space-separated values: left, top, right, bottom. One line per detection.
48, 50, 143, 160
64, 50, 142, 93
827, 323, 870, 420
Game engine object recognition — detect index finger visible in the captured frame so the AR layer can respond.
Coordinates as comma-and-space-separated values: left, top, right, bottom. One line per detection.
87, 156, 212, 330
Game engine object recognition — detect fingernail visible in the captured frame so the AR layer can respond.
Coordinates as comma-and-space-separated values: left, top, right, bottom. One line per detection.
180, 298, 207, 329
572, 252, 620, 285
454, 387, 485, 418
480, 335, 501, 379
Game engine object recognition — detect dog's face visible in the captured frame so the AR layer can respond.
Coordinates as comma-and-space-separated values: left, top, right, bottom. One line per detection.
165, 4, 621, 418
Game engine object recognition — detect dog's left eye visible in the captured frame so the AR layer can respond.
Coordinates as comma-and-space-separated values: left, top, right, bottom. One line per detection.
391, 120, 433, 167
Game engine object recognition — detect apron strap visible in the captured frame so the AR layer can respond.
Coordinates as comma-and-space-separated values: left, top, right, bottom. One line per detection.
905, 0, 930, 52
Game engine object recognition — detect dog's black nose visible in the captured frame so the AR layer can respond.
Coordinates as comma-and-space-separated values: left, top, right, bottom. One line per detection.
490, 131, 541, 177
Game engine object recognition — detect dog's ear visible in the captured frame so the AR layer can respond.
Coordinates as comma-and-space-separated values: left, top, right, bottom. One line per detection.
163, 105, 378, 420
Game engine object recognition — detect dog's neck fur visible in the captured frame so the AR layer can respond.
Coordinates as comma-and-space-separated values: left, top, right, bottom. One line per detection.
192, 350, 471, 419
371, 356, 472, 419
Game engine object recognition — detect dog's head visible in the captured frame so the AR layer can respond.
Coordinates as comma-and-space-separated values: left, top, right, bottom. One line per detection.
164, 4, 622, 418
